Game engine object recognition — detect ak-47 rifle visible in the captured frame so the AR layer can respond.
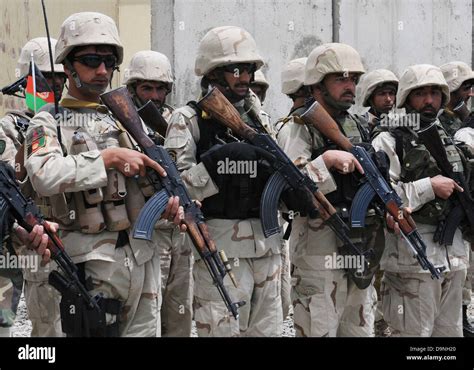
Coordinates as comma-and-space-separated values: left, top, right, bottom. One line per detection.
137, 100, 169, 145
0, 161, 107, 336
300, 101, 444, 279
197, 87, 373, 280
100, 87, 244, 319
417, 122, 474, 245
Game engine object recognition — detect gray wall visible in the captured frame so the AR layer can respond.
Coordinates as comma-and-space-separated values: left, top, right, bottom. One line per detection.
152, 0, 472, 120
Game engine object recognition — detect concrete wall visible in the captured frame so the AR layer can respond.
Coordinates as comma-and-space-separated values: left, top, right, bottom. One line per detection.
0, 0, 151, 116
152, 0, 472, 120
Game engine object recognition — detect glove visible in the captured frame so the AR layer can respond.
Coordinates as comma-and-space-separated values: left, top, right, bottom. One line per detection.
201, 142, 273, 181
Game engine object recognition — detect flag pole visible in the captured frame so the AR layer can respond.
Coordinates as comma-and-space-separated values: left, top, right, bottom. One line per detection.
31, 53, 37, 114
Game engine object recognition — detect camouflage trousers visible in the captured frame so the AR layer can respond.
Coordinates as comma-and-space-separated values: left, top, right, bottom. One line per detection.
23, 257, 62, 337
193, 253, 283, 337
85, 243, 161, 337
462, 242, 473, 305
281, 239, 292, 320
381, 269, 466, 337
292, 267, 377, 337
0, 272, 22, 336
157, 227, 193, 337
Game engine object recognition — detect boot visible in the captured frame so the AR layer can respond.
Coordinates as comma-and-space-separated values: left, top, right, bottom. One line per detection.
463, 305, 474, 337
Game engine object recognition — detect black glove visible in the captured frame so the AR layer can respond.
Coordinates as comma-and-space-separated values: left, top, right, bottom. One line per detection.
200, 142, 273, 180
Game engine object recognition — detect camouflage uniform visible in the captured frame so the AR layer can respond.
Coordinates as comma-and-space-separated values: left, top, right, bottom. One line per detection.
25, 12, 164, 337
372, 64, 468, 337
0, 37, 65, 337
165, 26, 282, 337
278, 44, 384, 337
123, 50, 193, 337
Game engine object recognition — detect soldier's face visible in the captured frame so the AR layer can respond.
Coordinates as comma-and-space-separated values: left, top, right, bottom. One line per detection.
43, 73, 67, 101
407, 86, 443, 118
67, 45, 116, 94
323, 73, 358, 104
135, 80, 170, 108
453, 80, 474, 105
222, 64, 255, 99
250, 84, 265, 102
371, 86, 396, 114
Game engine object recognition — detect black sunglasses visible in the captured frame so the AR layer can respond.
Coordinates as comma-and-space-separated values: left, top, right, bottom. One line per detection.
221, 63, 257, 75
72, 54, 118, 69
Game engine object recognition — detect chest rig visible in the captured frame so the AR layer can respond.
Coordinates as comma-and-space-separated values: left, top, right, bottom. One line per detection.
393, 124, 466, 226
188, 100, 272, 219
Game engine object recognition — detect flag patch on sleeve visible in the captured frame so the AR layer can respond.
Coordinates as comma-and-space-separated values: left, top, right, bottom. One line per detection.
27, 127, 46, 157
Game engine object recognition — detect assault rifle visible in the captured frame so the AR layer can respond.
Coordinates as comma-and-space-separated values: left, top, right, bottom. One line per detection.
300, 101, 444, 279
0, 161, 106, 336
417, 122, 474, 246
100, 87, 244, 319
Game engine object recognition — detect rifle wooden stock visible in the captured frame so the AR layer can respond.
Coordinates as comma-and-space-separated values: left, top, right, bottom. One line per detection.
137, 100, 168, 139
101, 87, 155, 150
199, 88, 257, 140
300, 101, 354, 151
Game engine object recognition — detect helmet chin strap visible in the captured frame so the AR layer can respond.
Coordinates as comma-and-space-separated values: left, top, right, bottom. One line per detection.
65, 59, 111, 95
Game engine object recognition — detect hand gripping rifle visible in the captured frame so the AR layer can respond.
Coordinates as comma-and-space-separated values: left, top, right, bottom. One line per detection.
417, 122, 474, 246
300, 101, 444, 279
197, 87, 373, 275
0, 161, 106, 336
100, 87, 244, 319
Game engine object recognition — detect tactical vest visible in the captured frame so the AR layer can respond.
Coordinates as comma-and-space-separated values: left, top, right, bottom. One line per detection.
392, 124, 466, 225
42, 101, 149, 233
187, 101, 272, 219
309, 112, 368, 210
439, 110, 464, 137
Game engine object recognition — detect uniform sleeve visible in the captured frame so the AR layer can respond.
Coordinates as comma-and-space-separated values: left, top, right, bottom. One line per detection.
371, 131, 435, 211
24, 111, 108, 197
0, 128, 18, 168
455, 127, 474, 153
277, 119, 336, 194
164, 108, 218, 201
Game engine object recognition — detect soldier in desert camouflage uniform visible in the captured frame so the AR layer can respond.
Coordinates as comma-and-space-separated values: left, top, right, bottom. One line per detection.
165, 26, 283, 337
372, 64, 469, 336
123, 50, 193, 337
0, 37, 66, 337
277, 43, 384, 337
24, 12, 182, 337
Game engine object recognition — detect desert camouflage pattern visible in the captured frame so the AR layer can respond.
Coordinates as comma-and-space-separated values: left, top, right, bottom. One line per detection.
165, 90, 283, 336
193, 252, 282, 336
25, 95, 163, 336
277, 113, 382, 336
440, 61, 474, 93
381, 270, 466, 336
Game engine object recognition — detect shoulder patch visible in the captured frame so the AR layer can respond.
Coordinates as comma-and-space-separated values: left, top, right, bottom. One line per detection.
0, 140, 5, 155
27, 126, 46, 157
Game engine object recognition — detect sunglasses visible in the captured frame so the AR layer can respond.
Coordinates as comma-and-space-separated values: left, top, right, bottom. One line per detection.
72, 54, 118, 69
221, 63, 257, 75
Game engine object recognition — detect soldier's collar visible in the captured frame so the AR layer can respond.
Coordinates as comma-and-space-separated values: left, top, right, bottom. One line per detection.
60, 94, 108, 113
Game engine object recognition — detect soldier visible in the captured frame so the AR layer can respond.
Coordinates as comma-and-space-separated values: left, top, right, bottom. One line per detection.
0, 37, 67, 337
165, 26, 283, 337
439, 61, 474, 137
123, 50, 193, 337
274, 57, 309, 320
250, 70, 269, 104
277, 43, 383, 337
24, 12, 183, 337
441, 61, 474, 337
357, 69, 398, 133
372, 64, 468, 336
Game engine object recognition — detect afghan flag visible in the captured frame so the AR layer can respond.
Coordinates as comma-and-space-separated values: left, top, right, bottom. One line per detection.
25, 62, 54, 112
